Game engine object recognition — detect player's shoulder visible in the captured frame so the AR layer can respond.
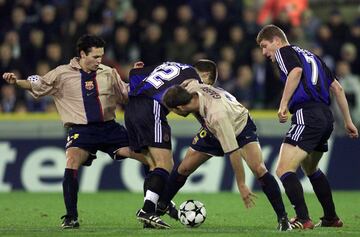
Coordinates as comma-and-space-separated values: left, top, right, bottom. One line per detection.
98, 63, 113, 73
52, 64, 74, 75
129, 64, 157, 77
277, 45, 296, 58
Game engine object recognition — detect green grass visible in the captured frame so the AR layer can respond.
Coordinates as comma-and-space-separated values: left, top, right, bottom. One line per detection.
0, 192, 359, 237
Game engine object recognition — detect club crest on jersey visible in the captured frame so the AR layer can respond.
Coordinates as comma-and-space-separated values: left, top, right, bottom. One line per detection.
85, 81, 94, 90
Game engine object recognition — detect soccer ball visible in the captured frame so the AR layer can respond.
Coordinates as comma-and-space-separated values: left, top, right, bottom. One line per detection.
178, 200, 206, 227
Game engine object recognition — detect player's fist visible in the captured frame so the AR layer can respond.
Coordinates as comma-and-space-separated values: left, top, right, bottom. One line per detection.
2, 72, 17, 84
277, 106, 288, 123
345, 122, 359, 139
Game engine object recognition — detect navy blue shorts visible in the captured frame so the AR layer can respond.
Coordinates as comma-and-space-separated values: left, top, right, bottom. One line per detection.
190, 116, 259, 156
65, 120, 129, 166
124, 96, 172, 152
284, 102, 334, 153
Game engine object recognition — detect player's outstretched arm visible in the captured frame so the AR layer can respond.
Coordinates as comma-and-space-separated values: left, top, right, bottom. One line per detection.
2, 72, 31, 90
229, 149, 256, 208
330, 79, 359, 138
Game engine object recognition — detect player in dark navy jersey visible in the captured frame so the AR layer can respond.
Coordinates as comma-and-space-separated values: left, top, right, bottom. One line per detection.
257, 25, 358, 229
125, 60, 217, 229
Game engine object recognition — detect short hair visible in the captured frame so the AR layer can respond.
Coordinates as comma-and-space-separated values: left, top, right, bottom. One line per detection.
163, 85, 192, 108
193, 59, 218, 85
256, 24, 288, 45
76, 34, 106, 56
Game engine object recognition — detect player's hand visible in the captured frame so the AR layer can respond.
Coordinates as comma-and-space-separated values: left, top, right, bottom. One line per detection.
277, 105, 288, 123
133, 61, 144, 69
2, 72, 17, 84
345, 122, 359, 139
239, 185, 257, 208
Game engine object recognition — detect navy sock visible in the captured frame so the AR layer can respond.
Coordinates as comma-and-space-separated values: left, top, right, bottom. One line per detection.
308, 169, 337, 219
62, 168, 79, 218
258, 172, 287, 221
143, 168, 169, 213
159, 166, 188, 205
280, 172, 309, 220
143, 166, 151, 197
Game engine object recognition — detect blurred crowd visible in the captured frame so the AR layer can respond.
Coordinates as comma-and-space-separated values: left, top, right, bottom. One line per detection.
0, 0, 360, 127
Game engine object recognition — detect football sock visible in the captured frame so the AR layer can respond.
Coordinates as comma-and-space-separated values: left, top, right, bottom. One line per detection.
280, 172, 309, 220
143, 166, 151, 197
308, 169, 337, 219
159, 167, 188, 205
258, 172, 287, 221
143, 168, 169, 213
63, 168, 79, 218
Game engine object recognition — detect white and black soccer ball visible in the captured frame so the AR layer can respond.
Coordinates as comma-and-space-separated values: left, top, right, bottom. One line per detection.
178, 200, 206, 227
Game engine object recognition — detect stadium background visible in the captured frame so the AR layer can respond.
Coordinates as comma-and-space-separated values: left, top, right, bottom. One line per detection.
0, 0, 360, 192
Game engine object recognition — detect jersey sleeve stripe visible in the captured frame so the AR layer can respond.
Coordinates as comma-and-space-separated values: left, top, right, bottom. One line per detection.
275, 49, 288, 74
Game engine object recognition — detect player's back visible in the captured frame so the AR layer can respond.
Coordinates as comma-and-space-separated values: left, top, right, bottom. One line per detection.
129, 62, 201, 102
184, 80, 249, 136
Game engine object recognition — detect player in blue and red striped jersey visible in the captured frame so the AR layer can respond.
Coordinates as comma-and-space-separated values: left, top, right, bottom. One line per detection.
257, 24, 358, 229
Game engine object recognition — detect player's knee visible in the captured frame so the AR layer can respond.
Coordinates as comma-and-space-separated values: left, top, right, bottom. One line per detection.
155, 158, 173, 172
302, 166, 317, 176
177, 164, 192, 176
65, 156, 80, 169
252, 163, 267, 178
276, 165, 286, 178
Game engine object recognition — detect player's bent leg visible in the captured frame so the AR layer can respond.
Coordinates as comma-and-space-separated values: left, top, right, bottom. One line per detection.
241, 142, 290, 230
116, 147, 156, 170
61, 148, 89, 229
240, 142, 267, 178
276, 143, 308, 177
302, 152, 342, 227
157, 149, 211, 220
65, 147, 89, 169
138, 147, 172, 228
148, 147, 173, 172
177, 148, 212, 176
300, 151, 322, 175
276, 144, 313, 227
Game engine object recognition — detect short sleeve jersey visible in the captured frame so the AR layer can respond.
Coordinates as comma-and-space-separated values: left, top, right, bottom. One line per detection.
128, 62, 201, 103
275, 45, 335, 113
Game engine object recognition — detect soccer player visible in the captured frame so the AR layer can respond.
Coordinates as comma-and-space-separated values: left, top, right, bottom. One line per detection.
2, 34, 153, 229
256, 24, 358, 229
125, 60, 218, 229
162, 81, 292, 231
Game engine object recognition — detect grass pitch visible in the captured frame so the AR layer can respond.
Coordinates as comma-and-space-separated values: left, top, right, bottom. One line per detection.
0, 191, 359, 237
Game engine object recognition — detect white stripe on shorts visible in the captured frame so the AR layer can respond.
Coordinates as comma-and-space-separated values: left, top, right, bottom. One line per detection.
292, 109, 305, 141
153, 100, 162, 143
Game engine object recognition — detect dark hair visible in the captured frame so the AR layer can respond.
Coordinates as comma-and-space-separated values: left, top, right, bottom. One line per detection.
256, 24, 287, 45
76, 34, 106, 56
163, 85, 192, 108
193, 59, 218, 85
